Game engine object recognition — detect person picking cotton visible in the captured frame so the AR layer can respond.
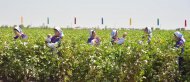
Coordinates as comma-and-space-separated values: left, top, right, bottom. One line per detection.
13, 25, 28, 40
111, 30, 127, 45
173, 31, 186, 75
45, 26, 64, 50
143, 27, 152, 44
87, 30, 100, 45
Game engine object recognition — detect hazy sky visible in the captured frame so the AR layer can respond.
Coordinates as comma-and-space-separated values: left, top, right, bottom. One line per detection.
0, 0, 189, 29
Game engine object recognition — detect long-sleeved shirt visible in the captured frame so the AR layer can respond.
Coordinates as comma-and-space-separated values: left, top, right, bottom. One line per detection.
174, 39, 185, 54
51, 36, 61, 43
46, 36, 62, 49
14, 34, 27, 39
87, 37, 100, 45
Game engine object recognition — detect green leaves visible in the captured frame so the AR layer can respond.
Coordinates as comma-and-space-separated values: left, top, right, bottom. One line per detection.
0, 28, 190, 81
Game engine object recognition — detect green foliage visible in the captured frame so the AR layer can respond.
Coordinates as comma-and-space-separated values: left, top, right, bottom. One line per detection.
0, 28, 190, 82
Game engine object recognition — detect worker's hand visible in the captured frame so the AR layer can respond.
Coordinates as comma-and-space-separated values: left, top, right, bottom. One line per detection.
47, 42, 58, 49
45, 37, 51, 43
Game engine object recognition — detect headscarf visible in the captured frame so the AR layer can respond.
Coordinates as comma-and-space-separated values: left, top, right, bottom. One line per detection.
89, 30, 95, 37
14, 26, 23, 33
13, 26, 28, 39
111, 30, 118, 38
54, 26, 64, 38
146, 27, 152, 34
174, 31, 186, 42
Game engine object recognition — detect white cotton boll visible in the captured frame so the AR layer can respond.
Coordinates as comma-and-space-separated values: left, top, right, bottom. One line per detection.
144, 60, 148, 64
138, 40, 143, 44
33, 45, 39, 48
43, 45, 47, 49
4, 41, 7, 45
127, 46, 131, 49
172, 48, 178, 51
23, 42, 28, 46
141, 49, 147, 53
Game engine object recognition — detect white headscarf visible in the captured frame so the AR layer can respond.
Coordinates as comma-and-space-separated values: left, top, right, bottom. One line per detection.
111, 30, 118, 37
14, 26, 22, 33
174, 31, 186, 42
54, 26, 64, 38
146, 27, 152, 34
89, 30, 95, 37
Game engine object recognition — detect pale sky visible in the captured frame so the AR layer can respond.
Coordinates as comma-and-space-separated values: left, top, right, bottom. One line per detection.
0, 0, 189, 29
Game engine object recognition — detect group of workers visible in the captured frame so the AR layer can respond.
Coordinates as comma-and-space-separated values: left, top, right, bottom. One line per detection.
13, 26, 185, 52
12, 25, 186, 75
